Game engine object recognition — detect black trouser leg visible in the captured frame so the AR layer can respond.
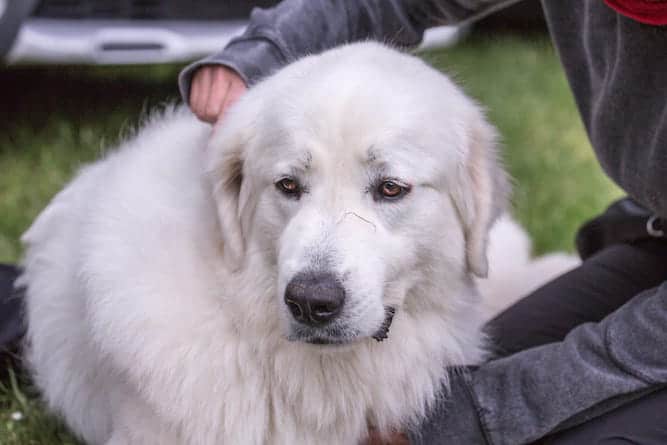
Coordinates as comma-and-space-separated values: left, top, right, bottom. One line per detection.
546, 386, 667, 445
485, 239, 667, 444
486, 239, 667, 357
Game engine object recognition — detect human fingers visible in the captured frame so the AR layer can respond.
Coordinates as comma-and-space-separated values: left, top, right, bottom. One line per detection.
217, 73, 247, 121
202, 66, 233, 123
190, 66, 214, 123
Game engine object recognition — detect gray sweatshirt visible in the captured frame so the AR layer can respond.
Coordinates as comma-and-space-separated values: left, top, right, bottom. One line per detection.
179, 1, 667, 443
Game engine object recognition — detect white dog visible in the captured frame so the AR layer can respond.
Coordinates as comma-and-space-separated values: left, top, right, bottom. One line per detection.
19, 42, 576, 444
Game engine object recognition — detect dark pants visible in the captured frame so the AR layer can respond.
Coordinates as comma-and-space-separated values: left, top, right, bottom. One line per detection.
487, 239, 667, 444
0, 264, 23, 352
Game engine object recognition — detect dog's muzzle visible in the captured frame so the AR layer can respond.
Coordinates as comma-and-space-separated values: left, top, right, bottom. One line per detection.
283, 271, 397, 344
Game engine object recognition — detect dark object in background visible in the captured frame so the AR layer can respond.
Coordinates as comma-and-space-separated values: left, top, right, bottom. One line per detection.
0, 264, 25, 354
3, 0, 547, 66
31, 0, 544, 29
476, 0, 547, 33
2, 0, 282, 65
0, 0, 39, 58
32, 0, 279, 20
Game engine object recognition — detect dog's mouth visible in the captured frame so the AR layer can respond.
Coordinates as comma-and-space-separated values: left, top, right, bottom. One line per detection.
288, 306, 397, 346
306, 336, 353, 346
371, 306, 396, 342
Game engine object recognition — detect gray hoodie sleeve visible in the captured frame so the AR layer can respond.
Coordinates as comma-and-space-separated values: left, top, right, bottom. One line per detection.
178, 0, 515, 102
411, 283, 667, 445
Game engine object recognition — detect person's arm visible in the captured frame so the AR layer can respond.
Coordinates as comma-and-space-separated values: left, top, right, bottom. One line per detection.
410, 283, 667, 445
179, 0, 516, 121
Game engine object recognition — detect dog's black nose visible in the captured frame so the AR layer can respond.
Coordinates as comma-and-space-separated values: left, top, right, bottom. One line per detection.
284, 272, 345, 326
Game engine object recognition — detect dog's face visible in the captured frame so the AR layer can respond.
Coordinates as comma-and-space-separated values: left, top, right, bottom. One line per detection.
208, 43, 507, 346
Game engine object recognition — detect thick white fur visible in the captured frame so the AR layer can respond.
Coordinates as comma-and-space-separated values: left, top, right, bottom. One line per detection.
479, 215, 579, 315
20, 43, 577, 445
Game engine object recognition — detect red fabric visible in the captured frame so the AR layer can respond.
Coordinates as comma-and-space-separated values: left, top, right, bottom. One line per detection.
604, 0, 667, 25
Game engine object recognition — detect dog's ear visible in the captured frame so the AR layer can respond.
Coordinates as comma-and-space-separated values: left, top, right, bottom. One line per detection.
451, 117, 510, 278
207, 128, 248, 268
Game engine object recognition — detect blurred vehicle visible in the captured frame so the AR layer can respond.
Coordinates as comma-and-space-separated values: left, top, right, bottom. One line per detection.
0, 0, 279, 65
0, 0, 464, 66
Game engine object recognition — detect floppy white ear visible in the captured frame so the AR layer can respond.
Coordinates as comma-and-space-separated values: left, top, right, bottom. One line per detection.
207, 131, 247, 268
452, 117, 510, 278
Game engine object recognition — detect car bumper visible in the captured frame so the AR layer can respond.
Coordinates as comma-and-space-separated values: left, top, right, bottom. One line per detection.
5, 18, 248, 65
5, 18, 463, 66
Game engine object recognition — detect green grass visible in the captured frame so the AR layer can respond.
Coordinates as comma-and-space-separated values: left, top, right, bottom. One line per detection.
420, 38, 622, 252
0, 365, 80, 445
0, 35, 621, 443
0, 63, 185, 443
0, 64, 184, 264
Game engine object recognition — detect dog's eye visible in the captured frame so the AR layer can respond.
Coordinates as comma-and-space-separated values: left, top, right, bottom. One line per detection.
276, 178, 301, 197
377, 180, 409, 200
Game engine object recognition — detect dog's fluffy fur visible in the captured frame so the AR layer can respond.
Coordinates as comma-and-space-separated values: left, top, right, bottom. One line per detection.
20, 43, 577, 444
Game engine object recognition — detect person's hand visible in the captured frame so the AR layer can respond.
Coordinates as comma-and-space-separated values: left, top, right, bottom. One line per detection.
189, 65, 247, 124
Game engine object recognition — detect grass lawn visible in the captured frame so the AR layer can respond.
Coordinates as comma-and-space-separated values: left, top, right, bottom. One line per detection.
0, 35, 621, 443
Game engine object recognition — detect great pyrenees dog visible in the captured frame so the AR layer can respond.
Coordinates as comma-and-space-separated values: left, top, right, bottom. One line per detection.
20, 42, 576, 444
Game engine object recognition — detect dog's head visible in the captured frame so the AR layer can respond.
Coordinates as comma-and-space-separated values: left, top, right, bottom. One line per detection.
207, 43, 508, 346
